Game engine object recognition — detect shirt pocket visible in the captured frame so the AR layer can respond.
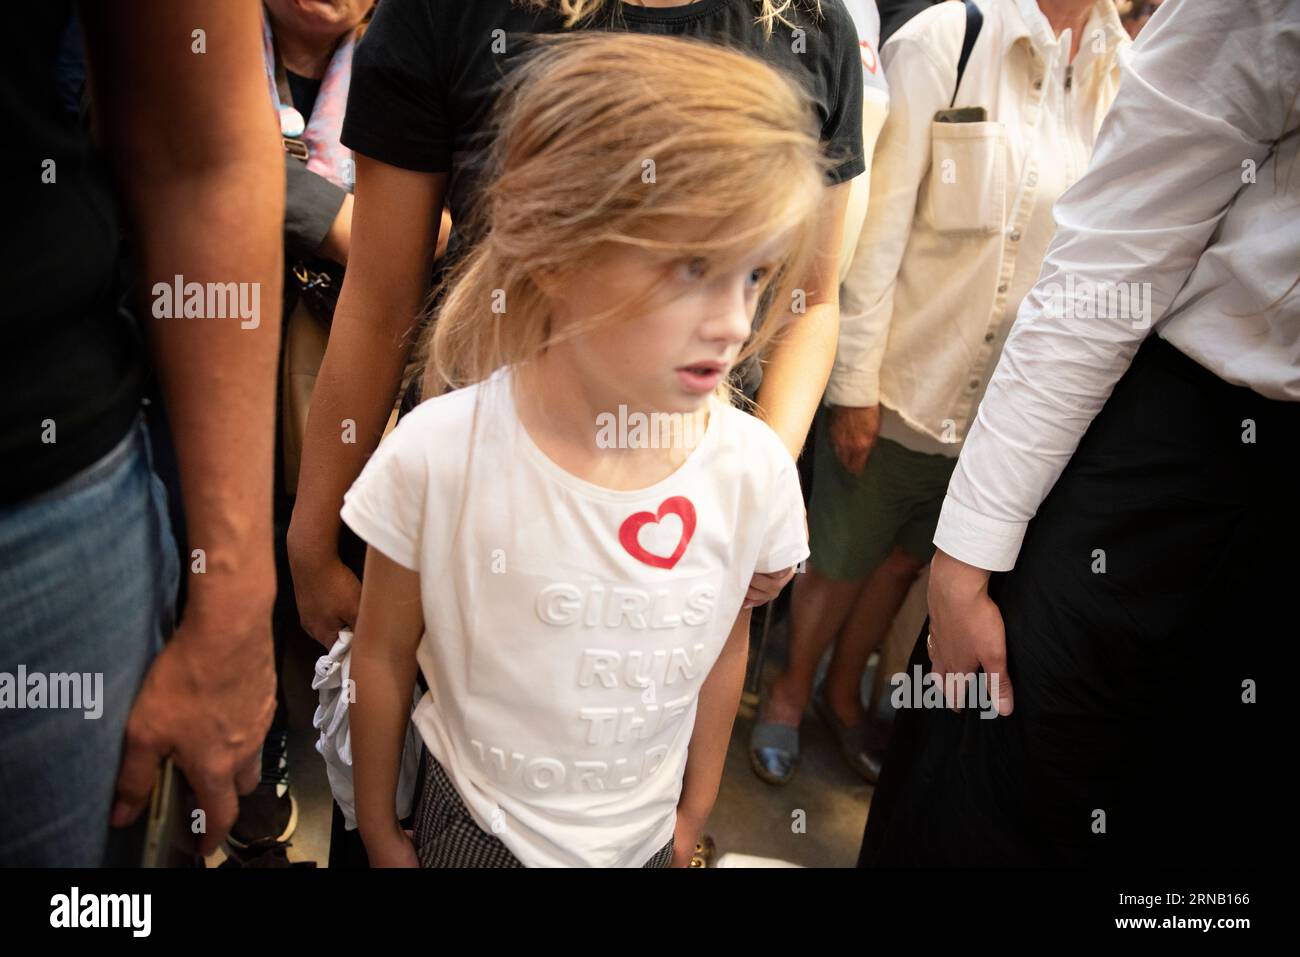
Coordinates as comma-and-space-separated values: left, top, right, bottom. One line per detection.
924, 120, 1007, 235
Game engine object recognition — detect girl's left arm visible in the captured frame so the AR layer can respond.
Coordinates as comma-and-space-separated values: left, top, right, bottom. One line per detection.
754, 180, 851, 460
673, 606, 755, 864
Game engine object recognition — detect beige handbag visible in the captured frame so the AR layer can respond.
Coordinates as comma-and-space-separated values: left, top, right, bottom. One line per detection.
281, 292, 330, 496
279, 275, 401, 496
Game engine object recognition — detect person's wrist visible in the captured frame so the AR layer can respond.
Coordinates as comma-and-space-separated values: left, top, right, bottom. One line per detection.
359, 815, 404, 849
932, 548, 991, 597
183, 568, 277, 633
286, 511, 343, 570
675, 802, 708, 835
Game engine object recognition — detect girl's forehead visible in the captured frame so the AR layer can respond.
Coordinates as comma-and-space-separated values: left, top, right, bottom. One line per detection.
612, 219, 793, 266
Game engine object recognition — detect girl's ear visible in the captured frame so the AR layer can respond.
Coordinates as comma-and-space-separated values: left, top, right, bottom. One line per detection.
528, 263, 561, 300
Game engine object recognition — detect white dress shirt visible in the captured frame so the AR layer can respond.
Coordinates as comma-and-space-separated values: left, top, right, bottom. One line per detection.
829, 0, 1129, 461
935, 0, 1300, 572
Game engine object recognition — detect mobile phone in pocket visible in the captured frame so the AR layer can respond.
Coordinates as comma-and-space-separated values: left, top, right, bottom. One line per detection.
934, 106, 988, 124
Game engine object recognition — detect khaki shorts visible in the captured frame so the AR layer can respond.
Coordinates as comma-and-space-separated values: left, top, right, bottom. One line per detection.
807, 410, 957, 581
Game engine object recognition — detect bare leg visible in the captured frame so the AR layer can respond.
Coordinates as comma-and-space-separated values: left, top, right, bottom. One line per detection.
824, 546, 925, 727
763, 563, 864, 726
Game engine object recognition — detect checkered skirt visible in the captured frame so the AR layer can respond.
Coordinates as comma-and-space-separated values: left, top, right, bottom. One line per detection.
413, 747, 675, 868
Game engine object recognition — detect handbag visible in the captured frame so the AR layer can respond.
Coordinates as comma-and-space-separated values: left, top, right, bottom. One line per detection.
270, 20, 349, 496
280, 263, 339, 495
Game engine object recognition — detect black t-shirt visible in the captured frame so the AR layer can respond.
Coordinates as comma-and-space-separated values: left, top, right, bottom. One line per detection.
342, 0, 865, 252
286, 68, 323, 121
3, 4, 144, 505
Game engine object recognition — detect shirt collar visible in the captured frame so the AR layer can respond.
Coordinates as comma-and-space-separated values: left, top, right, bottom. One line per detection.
1004, 0, 1128, 66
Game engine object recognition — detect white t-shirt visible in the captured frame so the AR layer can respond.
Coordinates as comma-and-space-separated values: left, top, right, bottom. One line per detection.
340, 367, 810, 867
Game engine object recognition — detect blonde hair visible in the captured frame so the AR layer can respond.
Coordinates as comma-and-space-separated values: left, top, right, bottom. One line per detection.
421, 30, 831, 400
517, 0, 823, 37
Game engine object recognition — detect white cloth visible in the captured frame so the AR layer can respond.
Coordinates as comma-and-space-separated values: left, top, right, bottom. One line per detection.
828, 0, 1128, 454
339, 367, 810, 867
713, 853, 803, 868
312, 629, 421, 831
935, 0, 1300, 573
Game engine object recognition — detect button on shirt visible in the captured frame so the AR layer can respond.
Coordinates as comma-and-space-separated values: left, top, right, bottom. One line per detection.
830, 0, 1128, 458
935, 0, 1300, 572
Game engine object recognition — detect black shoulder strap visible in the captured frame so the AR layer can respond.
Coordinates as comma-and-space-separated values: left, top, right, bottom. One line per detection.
950, 0, 984, 108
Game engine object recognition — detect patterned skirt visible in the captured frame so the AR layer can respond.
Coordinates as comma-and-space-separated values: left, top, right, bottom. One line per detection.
413, 746, 675, 868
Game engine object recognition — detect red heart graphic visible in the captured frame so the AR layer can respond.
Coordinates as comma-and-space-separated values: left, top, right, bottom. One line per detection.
860, 40, 878, 74
618, 496, 696, 570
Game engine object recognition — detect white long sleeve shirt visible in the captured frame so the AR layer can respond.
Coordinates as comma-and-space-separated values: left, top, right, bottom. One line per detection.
934, 0, 1300, 572
829, 0, 1128, 458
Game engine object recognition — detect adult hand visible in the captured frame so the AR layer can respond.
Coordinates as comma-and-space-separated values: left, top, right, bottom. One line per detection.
925, 548, 1014, 716
828, 404, 880, 477
111, 603, 276, 857
742, 566, 797, 609
288, 526, 362, 649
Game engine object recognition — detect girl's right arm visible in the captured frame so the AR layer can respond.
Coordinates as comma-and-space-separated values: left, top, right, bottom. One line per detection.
349, 545, 426, 867
287, 155, 447, 647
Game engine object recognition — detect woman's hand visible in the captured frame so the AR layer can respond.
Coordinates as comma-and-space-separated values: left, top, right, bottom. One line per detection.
828, 404, 880, 476
287, 526, 361, 649
363, 823, 419, 868
742, 566, 797, 609
926, 549, 1014, 716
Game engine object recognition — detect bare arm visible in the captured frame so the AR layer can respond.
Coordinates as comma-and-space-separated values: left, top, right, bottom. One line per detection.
350, 548, 425, 867
287, 156, 446, 644
80, 0, 284, 852
754, 180, 851, 459
672, 606, 752, 865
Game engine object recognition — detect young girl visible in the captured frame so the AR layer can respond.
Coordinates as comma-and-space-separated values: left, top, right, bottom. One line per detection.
288, 0, 863, 656
342, 32, 831, 867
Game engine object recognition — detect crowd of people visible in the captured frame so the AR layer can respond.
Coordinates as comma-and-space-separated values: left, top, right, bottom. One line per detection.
3, 0, 1294, 869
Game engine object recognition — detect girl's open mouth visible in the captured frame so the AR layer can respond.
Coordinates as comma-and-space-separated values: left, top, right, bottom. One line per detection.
677, 364, 725, 394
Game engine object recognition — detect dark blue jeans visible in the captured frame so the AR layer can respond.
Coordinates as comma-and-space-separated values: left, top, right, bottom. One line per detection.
0, 417, 178, 865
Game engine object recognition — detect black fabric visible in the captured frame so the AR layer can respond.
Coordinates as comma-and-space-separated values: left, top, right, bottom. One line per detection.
950, 0, 983, 107
285, 68, 322, 120
342, 0, 864, 254
281, 61, 347, 260
2, 2, 146, 505
878, 0, 937, 44
859, 335, 1293, 867
284, 156, 347, 260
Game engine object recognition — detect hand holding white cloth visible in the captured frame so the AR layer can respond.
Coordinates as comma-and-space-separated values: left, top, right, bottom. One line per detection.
312, 629, 421, 831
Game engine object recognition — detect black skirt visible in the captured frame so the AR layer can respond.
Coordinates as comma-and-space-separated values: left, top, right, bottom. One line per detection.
859, 335, 1296, 867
